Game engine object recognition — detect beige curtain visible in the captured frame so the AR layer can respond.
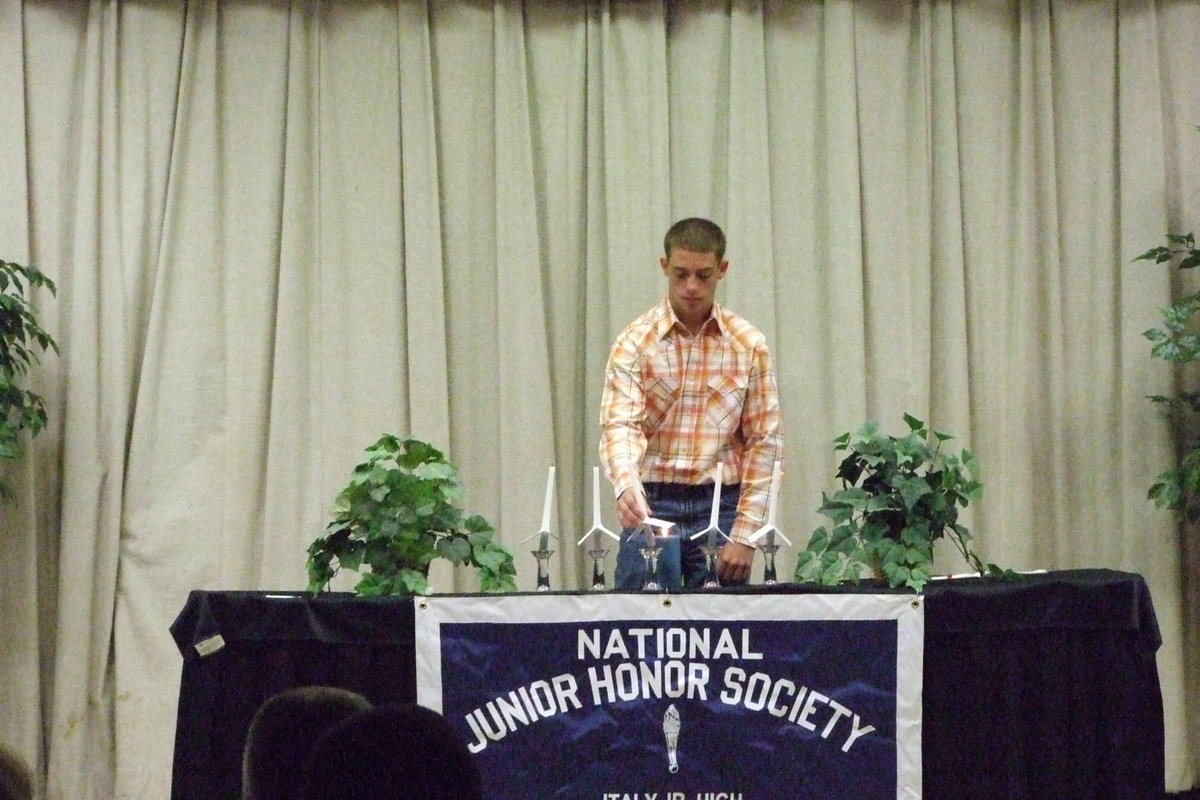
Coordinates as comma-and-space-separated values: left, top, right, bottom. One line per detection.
0, 0, 1196, 796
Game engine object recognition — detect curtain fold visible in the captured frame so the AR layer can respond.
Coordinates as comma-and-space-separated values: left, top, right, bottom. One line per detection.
0, 0, 1196, 796
0, 1, 46, 794
395, 0, 452, 445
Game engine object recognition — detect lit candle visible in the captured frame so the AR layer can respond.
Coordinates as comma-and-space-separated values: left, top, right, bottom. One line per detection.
642, 516, 673, 546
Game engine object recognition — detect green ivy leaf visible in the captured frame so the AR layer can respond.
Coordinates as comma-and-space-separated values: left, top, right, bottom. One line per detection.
437, 535, 473, 565
479, 567, 518, 593
398, 437, 443, 468
472, 542, 514, 573
364, 434, 402, 461
336, 540, 366, 573
415, 461, 457, 483
396, 569, 431, 595
464, 514, 494, 534
820, 559, 848, 585
354, 572, 387, 597
805, 526, 830, 551
895, 476, 932, 511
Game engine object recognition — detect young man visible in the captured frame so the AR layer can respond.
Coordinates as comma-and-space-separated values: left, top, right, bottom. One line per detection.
599, 217, 784, 589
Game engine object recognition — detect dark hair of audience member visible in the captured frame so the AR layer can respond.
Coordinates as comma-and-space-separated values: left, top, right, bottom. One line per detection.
0, 745, 33, 800
299, 703, 483, 800
242, 685, 373, 800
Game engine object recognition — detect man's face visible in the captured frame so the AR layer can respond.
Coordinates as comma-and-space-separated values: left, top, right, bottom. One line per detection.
660, 247, 728, 329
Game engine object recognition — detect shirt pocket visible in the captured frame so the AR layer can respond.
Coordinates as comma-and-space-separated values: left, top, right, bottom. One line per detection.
644, 376, 681, 431
706, 371, 749, 430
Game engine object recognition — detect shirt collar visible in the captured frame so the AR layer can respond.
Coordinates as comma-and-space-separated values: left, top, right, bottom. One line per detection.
656, 296, 727, 339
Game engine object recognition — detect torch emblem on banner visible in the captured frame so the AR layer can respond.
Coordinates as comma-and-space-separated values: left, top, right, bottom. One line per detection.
663, 704, 681, 773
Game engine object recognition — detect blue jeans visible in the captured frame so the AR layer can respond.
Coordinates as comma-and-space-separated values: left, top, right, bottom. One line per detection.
614, 482, 742, 590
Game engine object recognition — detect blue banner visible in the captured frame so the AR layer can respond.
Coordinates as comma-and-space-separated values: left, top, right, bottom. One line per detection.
415, 593, 923, 800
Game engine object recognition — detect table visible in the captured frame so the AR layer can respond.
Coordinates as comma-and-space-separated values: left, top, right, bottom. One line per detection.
169, 569, 1164, 799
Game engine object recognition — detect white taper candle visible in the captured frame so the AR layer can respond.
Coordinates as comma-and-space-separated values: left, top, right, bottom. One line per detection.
540, 465, 555, 532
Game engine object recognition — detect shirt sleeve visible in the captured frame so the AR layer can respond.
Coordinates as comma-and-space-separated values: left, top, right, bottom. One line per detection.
598, 331, 647, 500
728, 339, 784, 544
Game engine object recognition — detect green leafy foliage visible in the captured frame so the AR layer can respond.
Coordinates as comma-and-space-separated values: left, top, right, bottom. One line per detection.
0, 259, 58, 502
306, 435, 517, 596
1135, 232, 1200, 521
794, 414, 1001, 592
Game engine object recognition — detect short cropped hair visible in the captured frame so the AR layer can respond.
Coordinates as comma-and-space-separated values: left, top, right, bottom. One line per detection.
299, 703, 483, 800
663, 217, 726, 261
0, 745, 33, 800
242, 686, 373, 800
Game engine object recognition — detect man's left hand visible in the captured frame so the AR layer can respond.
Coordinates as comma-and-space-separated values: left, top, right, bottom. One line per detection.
715, 541, 755, 585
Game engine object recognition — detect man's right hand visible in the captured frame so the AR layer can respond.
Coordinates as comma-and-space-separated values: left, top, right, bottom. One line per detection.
616, 488, 650, 530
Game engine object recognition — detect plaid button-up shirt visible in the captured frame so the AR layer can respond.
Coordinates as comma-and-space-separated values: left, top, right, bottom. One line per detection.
599, 298, 784, 544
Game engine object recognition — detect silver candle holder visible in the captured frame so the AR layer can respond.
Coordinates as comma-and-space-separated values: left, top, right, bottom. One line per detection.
577, 467, 619, 591
635, 516, 674, 592
521, 466, 558, 591
688, 465, 731, 588
748, 461, 789, 585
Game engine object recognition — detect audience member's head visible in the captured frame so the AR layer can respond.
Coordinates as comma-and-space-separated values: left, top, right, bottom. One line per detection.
242, 685, 373, 800
299, 702, 483, 800
0, 745, 33, 800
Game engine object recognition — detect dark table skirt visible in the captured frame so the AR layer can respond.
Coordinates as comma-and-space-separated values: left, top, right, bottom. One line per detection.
169, 569, 1163, 800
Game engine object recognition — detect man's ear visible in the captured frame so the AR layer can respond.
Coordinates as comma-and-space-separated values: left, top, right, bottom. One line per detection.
660, 256, 671, 275
718, 259, 729, 278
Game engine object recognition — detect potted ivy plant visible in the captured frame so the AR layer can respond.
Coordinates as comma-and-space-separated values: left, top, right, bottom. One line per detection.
793, 413, 995, 592
306, 434, 517, 596
0, 258, 58, 502
1135, 232, 1200, 520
